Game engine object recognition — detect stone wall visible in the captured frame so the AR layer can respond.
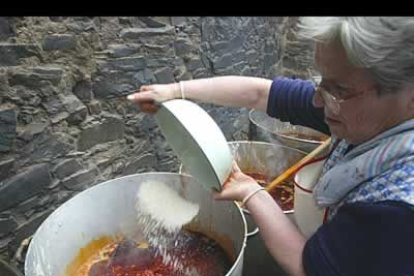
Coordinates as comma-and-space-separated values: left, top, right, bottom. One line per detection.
0, 16, 314, 269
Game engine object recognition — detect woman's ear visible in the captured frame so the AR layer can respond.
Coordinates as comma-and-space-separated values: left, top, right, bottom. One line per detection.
404, 84, 414, 110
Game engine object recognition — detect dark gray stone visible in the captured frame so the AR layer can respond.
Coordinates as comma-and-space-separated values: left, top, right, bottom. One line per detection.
62, 94, 84, 113
0, 18, 13, 40
50, 112, 70, 124
73, 80, 93, 100
77, 116, 125, 151
245, 49, 259, 64
0, 158, 14, 182
42, 34, 77, 51
15, 196, 39, 214
66, 20, 96, 33
98, 57, 146, 72
18, 133, 74, 166
157, 157, 179, 172
123, 153, 157, 175
108, 44, 140, 58
0, 44, 39, 66
62, 95, 87, 125
0, 237, 12, 255
120, 27, 175, 39
146, 58, 176, 68
0, 107, 17, 152
264, 53, 278, 73
48, 179, 60, 189
185, 57, 203, 71
0, 216, 18, 235
41, 97, 65, 115
53, 159, 83, 180
213, 53, 233, 70
133, 69, 156, 86
118, 17, 132, 25
55, 191, 76, 204
210, 35, 243, 56
9, 66, 63, 87
111, 159, 125, 174
192, 68, 209, 79
264, 39, 276, 54
32, 67, 64, 85
0, 164, 51, 212
10, 211, 52, 253
174, 37, 195, 57
154, 67, 175, 84
62, 168, 99, 190
171, 17, 186, 26
240, 65, 251, 76
39, 83, 58, 98
144, 43, 174, 57
96, 158, 113, 171
55, 190, 73, 204
18, 122, 47, 142
49, 17, 68, 22
138, 17, 167, 28
87, 100, 101, 115
67, 108, 87, 125
92, 70, 138, 99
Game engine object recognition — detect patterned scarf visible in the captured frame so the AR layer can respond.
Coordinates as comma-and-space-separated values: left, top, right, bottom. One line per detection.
314, 119, 414, 210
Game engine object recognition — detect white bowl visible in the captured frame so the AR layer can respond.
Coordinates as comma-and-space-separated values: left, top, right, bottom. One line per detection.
155, 99, 233, 191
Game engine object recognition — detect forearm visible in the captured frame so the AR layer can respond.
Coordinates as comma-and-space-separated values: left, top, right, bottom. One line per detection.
245, 190, 308, 276
179, 76, 272, 111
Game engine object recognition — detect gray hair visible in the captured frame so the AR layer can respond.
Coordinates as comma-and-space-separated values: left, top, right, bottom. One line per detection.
298, 17, 414, 95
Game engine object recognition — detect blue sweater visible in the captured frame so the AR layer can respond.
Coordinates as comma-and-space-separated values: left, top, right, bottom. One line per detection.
267, 77, 414, 276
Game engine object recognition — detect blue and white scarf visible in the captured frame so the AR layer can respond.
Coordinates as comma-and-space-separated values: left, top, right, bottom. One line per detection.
313, 119, 414, 218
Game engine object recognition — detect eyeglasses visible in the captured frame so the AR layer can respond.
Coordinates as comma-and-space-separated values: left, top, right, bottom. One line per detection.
315, 83, 365, 115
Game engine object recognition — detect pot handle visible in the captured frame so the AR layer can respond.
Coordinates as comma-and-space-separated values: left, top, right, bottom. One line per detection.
242, 208, 260, 238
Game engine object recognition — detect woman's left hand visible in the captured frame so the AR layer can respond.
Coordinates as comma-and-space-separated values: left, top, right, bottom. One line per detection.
212, 160, 262, 202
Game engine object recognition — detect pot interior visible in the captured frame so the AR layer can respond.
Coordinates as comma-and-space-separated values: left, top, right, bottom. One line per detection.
25, 173, 247, 276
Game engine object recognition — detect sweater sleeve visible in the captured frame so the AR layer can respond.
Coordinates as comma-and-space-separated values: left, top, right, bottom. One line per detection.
266, 77, 330, 135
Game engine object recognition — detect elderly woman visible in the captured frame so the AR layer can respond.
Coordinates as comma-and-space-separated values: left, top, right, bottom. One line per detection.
128, 17, 414, 276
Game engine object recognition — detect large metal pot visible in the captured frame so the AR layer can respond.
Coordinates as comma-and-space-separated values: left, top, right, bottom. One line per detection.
182, 141, 306, 276
229, 141, 306, 276
249, 109, 328, 153
25, 173, 247, 276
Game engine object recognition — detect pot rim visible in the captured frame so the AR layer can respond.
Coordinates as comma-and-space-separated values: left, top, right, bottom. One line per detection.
249, 109, 326, 145
25, 172, 248, 276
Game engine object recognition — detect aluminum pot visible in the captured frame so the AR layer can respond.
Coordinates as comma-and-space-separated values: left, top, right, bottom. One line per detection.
182, 141, 307, 276
229, 141, 306, 276
25, 173, 247, 276
249, 109, 328, 153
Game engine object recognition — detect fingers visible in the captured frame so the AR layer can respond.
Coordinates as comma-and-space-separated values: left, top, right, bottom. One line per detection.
127, 91, 156, 102
140, 86, 152, 92
211, 188, 233, 201
127, 88, 160, 114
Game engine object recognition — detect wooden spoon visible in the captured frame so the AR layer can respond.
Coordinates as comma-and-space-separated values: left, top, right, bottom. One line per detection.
265, 137, 332, 192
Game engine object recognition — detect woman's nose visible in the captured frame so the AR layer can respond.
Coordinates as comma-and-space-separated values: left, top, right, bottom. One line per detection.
312, 88, 325, 108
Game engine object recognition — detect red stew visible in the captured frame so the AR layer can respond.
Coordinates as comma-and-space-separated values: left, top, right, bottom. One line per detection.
84, 230, 232, 276
245, 172, 294, 211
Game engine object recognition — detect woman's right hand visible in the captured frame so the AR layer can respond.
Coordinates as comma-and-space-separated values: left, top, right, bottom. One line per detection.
127, 83, 181, 114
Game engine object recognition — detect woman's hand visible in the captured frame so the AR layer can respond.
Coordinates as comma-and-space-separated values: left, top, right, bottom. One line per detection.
127, 83, 181, 113
212, 160, 262, 202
